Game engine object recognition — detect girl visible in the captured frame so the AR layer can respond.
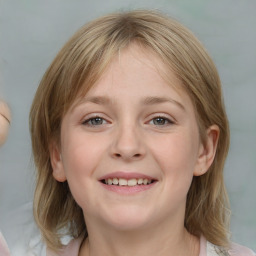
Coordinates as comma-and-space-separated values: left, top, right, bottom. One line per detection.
29, 10, 255, 256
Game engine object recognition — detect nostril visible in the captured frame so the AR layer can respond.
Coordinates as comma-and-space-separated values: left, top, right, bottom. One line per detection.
113, 153, 141, 158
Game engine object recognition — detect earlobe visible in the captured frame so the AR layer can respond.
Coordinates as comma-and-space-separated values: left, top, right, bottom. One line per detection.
50, 142, 67, 182
193, 125, 220, 176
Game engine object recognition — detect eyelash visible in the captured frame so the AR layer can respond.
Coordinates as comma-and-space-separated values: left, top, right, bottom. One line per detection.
82, 115, 174, 127
148, 116, 174, 126
82, 116, 108, 126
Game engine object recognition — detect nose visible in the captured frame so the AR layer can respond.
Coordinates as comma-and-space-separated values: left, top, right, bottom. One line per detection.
110, 124, 146, 161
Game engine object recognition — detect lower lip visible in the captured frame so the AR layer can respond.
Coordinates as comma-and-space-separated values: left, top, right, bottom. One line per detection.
100, 182, 157, 195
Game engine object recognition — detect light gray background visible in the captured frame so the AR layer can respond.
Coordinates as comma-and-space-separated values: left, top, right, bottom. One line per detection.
0, 0, 255, 251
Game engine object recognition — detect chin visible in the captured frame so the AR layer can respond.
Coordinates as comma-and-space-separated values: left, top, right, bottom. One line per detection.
101, 205, 153, 231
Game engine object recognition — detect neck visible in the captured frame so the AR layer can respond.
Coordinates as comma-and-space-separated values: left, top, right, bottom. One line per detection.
79, 221, 199, 256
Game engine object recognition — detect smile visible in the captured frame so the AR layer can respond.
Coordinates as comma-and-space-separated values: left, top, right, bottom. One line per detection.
99, 172, 157, 194
102, 178, 154, 186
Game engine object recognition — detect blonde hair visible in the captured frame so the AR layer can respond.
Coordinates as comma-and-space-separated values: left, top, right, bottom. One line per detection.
30, 10, 230, 251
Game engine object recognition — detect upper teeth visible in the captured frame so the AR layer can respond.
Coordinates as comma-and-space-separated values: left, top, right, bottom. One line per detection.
105, 178, 152, 186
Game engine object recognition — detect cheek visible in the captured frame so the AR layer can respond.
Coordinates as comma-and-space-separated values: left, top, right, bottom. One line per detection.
155, 133, 198, 171
60, 134, 103, 208
62, 134, 104, 178
149, 130, 200, 197
60, 131, 111, 194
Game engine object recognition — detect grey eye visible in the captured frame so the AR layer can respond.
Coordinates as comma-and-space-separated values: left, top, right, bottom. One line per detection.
90, 117, 104, 125
83, 117, 106, 126
152, 117, 169, 125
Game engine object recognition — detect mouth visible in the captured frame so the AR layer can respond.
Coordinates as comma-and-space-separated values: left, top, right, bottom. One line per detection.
101, 178, 156, 186
98, 172, 158, 194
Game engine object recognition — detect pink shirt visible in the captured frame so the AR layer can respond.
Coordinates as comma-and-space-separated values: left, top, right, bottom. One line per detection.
46, 235, 255, 256
1, 232, 255, 256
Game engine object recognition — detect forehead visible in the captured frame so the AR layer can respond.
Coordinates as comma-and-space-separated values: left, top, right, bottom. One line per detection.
93, 43, 188, 97
70, 43, 195, 117
76, 43, 188, 104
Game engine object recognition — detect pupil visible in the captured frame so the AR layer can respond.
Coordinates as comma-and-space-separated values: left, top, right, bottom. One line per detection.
154, 118, 165, 125
92, 117, 103, 125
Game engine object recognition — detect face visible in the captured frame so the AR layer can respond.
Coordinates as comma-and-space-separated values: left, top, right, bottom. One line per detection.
51, 44, 218, 233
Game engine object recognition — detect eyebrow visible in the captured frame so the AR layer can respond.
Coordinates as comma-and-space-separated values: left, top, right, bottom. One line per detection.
81, 96, 111, 105
72, 96, 111, 110
76, 96, 185, 110
142, 96, 185, 110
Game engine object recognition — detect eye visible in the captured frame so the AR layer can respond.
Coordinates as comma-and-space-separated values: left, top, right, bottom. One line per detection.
82, 116, 107, 126
149, 116, 174, 126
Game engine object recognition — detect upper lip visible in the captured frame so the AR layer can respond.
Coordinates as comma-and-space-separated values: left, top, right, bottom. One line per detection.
99, 171, 157, 181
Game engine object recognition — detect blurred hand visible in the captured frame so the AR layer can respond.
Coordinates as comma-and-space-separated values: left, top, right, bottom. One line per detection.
0, 101, 11, 146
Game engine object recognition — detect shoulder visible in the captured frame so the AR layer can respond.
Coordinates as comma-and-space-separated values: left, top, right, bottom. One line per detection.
227, 243, 256, 256
207, 240, 255, 256
2, 201, 83, 256
46, 236, 83, 256
1, 202, 47, 256
200, 236, 255, 256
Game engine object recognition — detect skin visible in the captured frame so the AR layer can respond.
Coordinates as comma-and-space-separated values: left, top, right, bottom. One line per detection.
51, 44, 219, 256
0, 101, 11, 146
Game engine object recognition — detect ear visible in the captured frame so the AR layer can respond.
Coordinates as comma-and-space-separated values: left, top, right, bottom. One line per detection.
49, 142, 67, 182
193, 125, 220, 176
